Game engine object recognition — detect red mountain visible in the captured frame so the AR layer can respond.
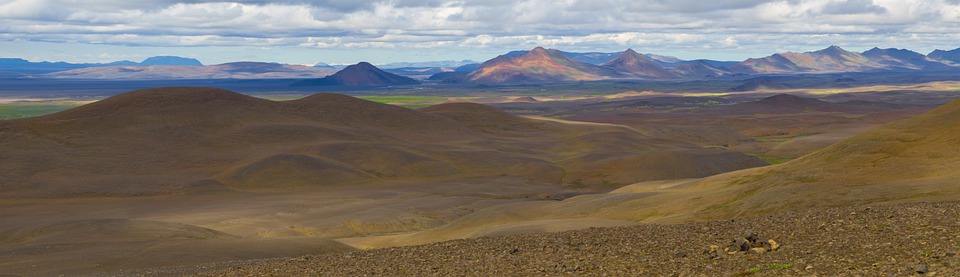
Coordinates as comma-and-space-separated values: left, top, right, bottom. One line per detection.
467, 47, 622, 83
601, 49, 676, 79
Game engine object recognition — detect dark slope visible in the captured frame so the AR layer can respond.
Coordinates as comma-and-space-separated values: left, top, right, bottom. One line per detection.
0, 87, 764, 197
861, 47, 949, 70
293, 62, 420, 86
928, 47, 960, 63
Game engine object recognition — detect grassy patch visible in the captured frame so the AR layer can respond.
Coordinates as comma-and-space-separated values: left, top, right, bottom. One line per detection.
754, 136, 792, 143
0, 105, 77, 120
754, 133, 817, 143
402, 104, 434, 109
357, 96, 447, 104
751, 154, 795, 165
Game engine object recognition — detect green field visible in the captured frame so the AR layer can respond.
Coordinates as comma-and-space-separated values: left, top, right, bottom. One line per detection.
751, 154, 795, 165
357, 96, 447, 103
357, 96, 448, 108
0, 105, 78, 120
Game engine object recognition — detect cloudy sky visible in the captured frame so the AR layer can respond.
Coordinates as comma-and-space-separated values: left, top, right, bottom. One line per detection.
2, 0, 960, 65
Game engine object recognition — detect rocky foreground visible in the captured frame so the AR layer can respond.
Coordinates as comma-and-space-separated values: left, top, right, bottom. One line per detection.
132, 201, 958, 276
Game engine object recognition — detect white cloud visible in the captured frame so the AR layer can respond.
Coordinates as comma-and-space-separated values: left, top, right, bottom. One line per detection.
1, 0, 960, 63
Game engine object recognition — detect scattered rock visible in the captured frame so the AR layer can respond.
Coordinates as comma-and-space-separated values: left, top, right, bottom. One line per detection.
916, 264, 929, 274
744, 232, 759, 244
737, 238, 751, 251
768, 239, 780, 251
706, 245, 722, 259
720, 232, 782, 256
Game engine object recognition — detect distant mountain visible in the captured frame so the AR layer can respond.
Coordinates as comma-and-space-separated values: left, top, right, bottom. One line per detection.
384, 67, 453, 79
454, 63, 481, 72
559, 51, 621, 65
427, 72, 469, 83
861, 48, 949, 70
293, 62, 420, 86
601, 49, 676, 79
140, 56, 202, 66
0, 58, 135, 74
468, 47, 623, 83
671, 61, 732, 78
684, 59, 739, 68
505, 50, 687, 66
524, 49, 746, 72
313, 62, 336, 69
928, 48, 960, 64
44, 62, 337, 79
377, 60, 476, 69
730, 46, 876, 73
645, 53, 685, 64
0, 56, 200, 74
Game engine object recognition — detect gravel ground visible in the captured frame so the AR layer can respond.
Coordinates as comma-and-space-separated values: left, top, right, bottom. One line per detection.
136, 201, 959, 276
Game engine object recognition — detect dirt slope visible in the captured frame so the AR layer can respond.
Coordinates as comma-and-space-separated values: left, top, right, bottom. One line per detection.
177, 201, 960, 276
0, 87, 765, 197
331, 96, 960, 249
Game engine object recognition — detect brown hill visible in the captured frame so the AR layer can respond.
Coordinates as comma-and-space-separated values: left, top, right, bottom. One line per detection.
0, 218, 354, 276
713, 94, 906, 115
0, 87, 765, 197
467, 47, 623, 83
601, 49, 676, 79
293, 62, 420, 86
338, 98, 960, 249
682, 95, 960, 219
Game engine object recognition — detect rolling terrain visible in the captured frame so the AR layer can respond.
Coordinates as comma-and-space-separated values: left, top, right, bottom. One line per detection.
330, 92, 960, 252
0, 87, 766, 197
1, 54, 960, 275
0, 86, 770, 275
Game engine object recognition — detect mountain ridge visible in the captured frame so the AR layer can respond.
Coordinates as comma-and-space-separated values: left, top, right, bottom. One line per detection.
292, 62, 420, 86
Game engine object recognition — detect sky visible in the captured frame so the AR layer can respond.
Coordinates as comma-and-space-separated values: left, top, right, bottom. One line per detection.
2, 0, 960, 65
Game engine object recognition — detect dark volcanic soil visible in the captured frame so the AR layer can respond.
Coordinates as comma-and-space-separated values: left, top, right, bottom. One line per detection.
121, 201, 960, 276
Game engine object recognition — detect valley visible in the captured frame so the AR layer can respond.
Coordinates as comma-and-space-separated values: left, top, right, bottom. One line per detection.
2, 47, 960, 276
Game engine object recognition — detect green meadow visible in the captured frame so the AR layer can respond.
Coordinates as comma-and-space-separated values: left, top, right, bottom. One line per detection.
0, 105, 78, 120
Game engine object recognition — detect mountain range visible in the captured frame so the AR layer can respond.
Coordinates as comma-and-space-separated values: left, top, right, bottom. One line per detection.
0, 56, 203, 74
464, 45, 960, 83
3, 46, 960, 83
43, 62, 337, 80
